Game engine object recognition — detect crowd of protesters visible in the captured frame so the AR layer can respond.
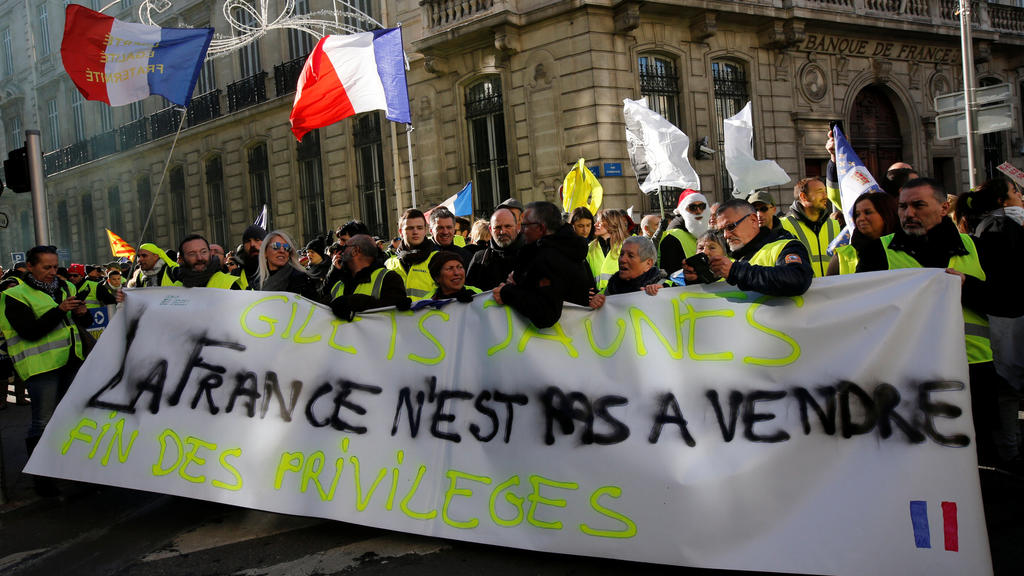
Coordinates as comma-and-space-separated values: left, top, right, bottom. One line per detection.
3, 130, 1024, 497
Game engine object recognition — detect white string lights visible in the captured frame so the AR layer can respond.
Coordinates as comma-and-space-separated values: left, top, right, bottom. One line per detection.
135, 0, 383, 59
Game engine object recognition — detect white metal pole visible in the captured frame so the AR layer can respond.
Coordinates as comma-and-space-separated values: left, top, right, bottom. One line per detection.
25, 130, 49, 246
406, 125, 417, 208
960, 0, 979, 189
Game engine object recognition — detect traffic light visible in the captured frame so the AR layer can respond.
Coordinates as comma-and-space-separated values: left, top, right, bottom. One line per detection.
3, 147, 30, 193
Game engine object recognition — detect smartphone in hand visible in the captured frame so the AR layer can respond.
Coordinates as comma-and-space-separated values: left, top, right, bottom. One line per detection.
685, 253, 717, 284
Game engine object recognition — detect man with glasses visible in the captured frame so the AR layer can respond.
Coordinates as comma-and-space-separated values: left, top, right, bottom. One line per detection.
0, 245, 91, 496
684, 199, 811, 297
466, 206, 523, 291
169, 234, 241, 289
747, 191, 785, 233
659, 189, 710, 275
492, 201, 591, 328
781, 177, 842, 277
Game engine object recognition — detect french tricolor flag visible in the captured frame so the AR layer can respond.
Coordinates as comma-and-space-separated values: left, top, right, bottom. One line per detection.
290, 29, 411, 141
61, 5, 213, 107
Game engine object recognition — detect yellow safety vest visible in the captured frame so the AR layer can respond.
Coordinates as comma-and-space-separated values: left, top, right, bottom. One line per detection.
330, 267, 391, 300
79, 279, 103, 310
658, 228, 697, 271
747, 238, 799, 267
386, 252, 438, 301
835, 244, 858, 275
587, 240, 621, 292
168, 271, 240, 289
781, 215, 841, 277
881, 233, 991, 364
0, 280, 83, 380
453, 235, 467, 247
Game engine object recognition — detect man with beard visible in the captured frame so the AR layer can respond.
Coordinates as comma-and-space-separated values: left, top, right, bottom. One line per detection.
781, 177, 842, 277
492, 201, 591, 328
328, 234, 410, 321
466, 206, 523, 291
127, 243, 176, 287
239, 224, 267, 289
684, 199, 812, 297
857, 177, 1024, 466
169, 234, 242, 289
658, 189, 710, 274
385, 209, 440, 301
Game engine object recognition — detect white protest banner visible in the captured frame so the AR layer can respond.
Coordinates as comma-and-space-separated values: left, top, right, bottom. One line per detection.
996, 161, 1024, 189
27, 270, 990, 576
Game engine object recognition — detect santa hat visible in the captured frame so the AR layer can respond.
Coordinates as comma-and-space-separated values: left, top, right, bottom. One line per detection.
673, 189, 708, 216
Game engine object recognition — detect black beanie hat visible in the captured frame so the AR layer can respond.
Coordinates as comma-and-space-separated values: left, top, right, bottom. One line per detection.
305, 236, 326, 257
242, 224, 267, 242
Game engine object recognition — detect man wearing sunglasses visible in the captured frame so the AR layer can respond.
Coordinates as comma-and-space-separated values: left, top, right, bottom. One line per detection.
684, 199, 812, 297
747, 191, 785, 234
658, 189, 709, 275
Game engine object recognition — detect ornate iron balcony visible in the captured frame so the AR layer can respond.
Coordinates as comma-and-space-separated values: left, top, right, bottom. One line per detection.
227, 72, 268, 113
274, 54, 309, 98
150, 106, 183, 139
118, 117, 150, 150
187, 90, 221, 126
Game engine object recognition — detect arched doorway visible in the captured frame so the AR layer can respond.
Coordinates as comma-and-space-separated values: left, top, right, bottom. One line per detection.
850, 85, 904, 180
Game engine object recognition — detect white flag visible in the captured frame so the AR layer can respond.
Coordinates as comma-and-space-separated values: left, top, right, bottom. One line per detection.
253, 204, 268, 230
623, 98, 700, 194
724, 102, 790, 198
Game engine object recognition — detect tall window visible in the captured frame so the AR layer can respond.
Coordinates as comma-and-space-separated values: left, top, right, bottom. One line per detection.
108, 185, 123, 232
169, 166, 188, 243
47, 98, 60, 151
235, 8, 261, 77
130, 101, 145, 121
81, 192, 96, 261
713, 60, 749, 196
38, 5, 50, 57
288, 0, 315, 59
71, 90, 86, 141
2, 28, 12, 77
248, 143, 271, 227
981, 77, 1005, 180
57, 200, 69, 249
137, 175, 152, 239
99, 103, 112, 132
638, 55, 680, 126
354, 113, 388, 237
120, 0, 131, 9
465, 76, 509, 215
206, 156, 228, 243
297, 130, 325, 242
195, 59, 216, 95
7, 115, 20, 150
344, 0, 377, 31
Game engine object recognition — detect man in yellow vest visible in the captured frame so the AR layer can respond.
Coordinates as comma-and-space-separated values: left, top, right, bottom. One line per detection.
127, 243, 177, 287
386, 209, 439, 301
857, 177, 1024, 466
781, 177, 842, 277
329, 234, 409, 321
168, 234, 242, 289
0, 245, 91, 496
684, 199, 812, 297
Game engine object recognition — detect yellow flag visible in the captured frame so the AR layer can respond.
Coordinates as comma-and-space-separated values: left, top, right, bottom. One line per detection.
561, 158, 603, 214
106, 229, 136, 258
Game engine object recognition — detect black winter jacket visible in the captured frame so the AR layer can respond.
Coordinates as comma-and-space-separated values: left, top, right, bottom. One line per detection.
727, 228, 813, 297
500, 224, 592, 328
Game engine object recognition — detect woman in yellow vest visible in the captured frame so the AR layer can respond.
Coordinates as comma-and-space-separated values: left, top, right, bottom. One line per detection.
826, 192, 898, 276
0, 246, 91, 495
586, 209, 631, 292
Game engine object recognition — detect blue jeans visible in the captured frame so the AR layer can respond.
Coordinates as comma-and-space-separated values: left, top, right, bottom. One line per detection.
25, 368, 74, 440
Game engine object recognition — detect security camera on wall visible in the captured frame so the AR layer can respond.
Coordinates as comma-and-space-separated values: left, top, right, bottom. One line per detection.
694, 136, 716, 160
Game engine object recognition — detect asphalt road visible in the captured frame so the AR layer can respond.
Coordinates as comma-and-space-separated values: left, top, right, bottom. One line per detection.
3, 401, 1022, 576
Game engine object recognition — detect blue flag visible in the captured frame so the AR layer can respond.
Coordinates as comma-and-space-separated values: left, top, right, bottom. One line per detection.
438, 182, 473, 217
829, 126, 884, 253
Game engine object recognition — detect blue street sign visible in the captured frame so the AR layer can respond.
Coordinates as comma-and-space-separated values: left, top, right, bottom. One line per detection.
604, 163, 623, 176
11, 252, 25, 265
588, 166, 601, 177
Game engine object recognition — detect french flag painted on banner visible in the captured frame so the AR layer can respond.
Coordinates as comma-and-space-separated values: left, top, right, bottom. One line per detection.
61, 5, 213, 107
290, 29, 411, 141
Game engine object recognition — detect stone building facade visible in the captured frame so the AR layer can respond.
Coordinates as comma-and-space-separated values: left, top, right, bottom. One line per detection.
2, 0, 1024, 263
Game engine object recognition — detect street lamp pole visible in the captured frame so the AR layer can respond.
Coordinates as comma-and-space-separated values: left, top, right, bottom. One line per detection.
959, 0, 979, 189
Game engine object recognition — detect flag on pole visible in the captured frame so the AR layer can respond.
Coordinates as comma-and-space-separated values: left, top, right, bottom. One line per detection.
106, 229, 136, 258
437, 182, 473, 217
723, 102, 790, 197
622, 97, 700, 194
290, 29, 411, 141
61, 5, 213, 107
253, 204, 268, 230
828, 125, 885, 252
561, 159, 603, 214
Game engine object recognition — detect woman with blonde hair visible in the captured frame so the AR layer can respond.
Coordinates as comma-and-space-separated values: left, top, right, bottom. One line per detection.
587, 209, 632, 292
254, 229, 319, 299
